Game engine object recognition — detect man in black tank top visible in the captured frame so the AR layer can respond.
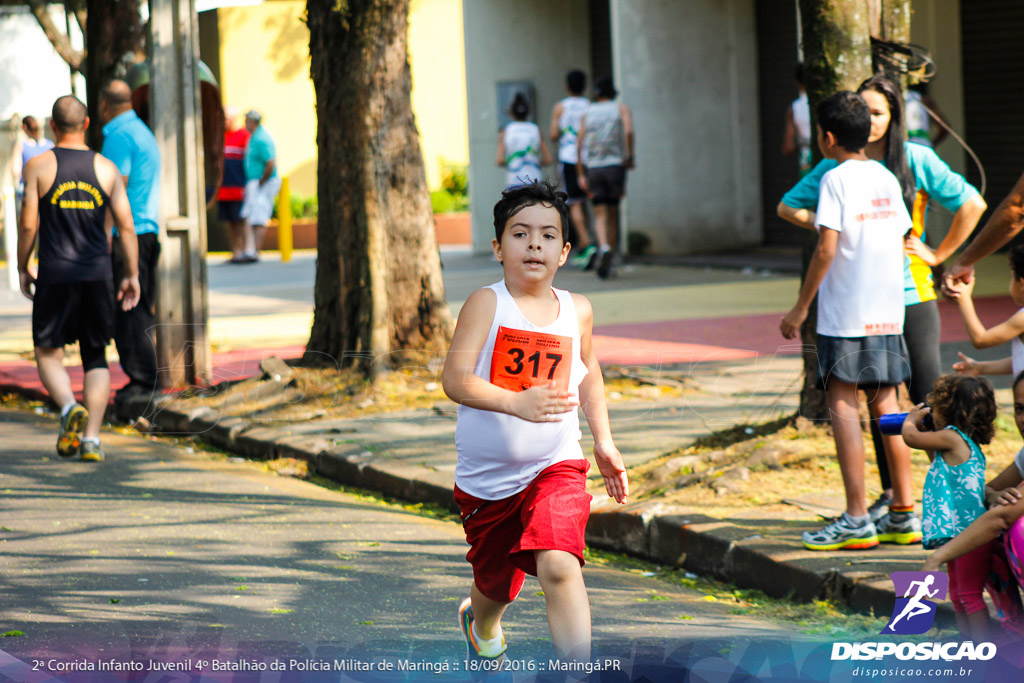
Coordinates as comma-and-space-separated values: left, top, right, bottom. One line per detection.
17, 95, 140, 462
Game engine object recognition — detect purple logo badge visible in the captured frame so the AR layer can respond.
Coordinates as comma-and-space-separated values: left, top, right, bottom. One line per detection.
883, 571, 948, 635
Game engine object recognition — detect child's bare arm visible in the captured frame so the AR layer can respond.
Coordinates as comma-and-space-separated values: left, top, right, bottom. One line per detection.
620, 104, 635, 168
574, 293, 628, 504
776, 202, 816, 231
549, 103, 563, 143
956, 279, 1024, 348
442, 289, 578, 422
924, 496, 1024, 571
985, 462, 1024, 507
900, 404, 965, 462
496, 131, 506, 167
780, 227, 837, 339
540, 137, 553, 167
953, 351, 1012, 377
576, 117, 588, 193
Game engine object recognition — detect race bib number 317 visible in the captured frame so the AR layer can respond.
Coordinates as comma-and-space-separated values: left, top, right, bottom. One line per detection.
489, 326, 572, 393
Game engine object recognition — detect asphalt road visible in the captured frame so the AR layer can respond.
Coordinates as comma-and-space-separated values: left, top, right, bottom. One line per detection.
0, 410, 796, 675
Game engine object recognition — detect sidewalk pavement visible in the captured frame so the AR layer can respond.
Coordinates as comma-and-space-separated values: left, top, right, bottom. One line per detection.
3, 248, 1023, 624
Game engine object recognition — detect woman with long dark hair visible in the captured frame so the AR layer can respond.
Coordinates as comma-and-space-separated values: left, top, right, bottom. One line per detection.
777, 75, 987, 545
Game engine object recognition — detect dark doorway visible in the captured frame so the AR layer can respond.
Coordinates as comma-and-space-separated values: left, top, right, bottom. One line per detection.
961, 1, 1024, 234
755, 0, 802, 246
589, 0, 612, 83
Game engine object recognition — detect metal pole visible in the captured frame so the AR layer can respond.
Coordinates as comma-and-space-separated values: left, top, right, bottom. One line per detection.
277, 176, 292, 263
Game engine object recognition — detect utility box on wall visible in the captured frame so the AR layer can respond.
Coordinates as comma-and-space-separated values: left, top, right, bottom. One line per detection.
496, 81, 536, 130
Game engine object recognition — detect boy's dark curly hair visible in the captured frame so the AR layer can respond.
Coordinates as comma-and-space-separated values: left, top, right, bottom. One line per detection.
493, 181, 570, 244
927, 374, 997, 445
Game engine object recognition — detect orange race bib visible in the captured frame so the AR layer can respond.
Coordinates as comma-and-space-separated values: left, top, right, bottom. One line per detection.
489, 326, 572, 393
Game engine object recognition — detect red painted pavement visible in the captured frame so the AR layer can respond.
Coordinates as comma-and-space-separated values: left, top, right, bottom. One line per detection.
594, 296, 1021, 356
1, 296, 1018, 399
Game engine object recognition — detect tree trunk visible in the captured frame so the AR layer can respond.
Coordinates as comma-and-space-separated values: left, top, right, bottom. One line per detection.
796, 0, 909, 420
305, 0, 452, 376
84, 0, 143, 149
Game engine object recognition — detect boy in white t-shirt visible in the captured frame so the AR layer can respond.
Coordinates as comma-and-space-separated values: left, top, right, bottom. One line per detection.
780, 91, 918, 551
442, 182, 628, 665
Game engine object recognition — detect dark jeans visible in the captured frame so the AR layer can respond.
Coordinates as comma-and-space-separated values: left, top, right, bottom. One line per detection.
872, 299, 941, 491
113, 232, 161, 395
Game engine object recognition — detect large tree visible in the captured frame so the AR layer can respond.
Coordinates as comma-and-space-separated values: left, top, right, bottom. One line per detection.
83, 0, 143, 148
796, 0, 911, 419
305, 0, 452, 376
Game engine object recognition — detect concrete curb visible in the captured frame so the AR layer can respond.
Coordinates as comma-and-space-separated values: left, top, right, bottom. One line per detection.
130, 395, 949, 625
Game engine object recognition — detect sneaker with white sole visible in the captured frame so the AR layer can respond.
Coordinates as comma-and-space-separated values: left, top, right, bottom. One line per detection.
57, 403, 88, 458
802, 514, 878, 551
867, 492, 893, 524
459, 597, 506, 663
876, 512, 922, 545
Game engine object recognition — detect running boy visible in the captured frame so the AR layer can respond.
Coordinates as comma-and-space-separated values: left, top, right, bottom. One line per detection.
780, 91, 918, 551
442, 182, 628, 664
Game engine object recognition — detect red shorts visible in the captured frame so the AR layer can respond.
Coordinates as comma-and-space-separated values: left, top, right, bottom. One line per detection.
454, 459, 592, 603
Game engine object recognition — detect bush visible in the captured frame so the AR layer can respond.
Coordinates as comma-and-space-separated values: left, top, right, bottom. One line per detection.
290, 195, 317, 219
431, 190, 456, 214
273, 195, 318, 220
441, 162, 468, 197
432, 161, 469, 214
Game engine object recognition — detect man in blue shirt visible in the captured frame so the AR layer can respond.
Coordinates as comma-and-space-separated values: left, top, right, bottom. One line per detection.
99, 79, 162, 403
240, 110, 281, 260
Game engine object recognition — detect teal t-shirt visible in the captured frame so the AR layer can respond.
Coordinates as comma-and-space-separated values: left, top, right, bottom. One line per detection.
101, 110, 161, 235
244, 126, 278, 182
921, 425, 987, 550
781, 142, 979, 305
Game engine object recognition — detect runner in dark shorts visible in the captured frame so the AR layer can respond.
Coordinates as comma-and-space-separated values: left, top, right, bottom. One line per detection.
17, 95, 140, 462
586, 165, 627, 206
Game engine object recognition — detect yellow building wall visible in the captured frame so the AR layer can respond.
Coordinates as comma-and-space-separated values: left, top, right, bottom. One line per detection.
217, 0, 468, 198
218, 1, 317, 197
409, 0, 469, 189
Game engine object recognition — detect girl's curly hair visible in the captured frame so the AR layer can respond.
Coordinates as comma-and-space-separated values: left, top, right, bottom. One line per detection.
927, 374, 997, 445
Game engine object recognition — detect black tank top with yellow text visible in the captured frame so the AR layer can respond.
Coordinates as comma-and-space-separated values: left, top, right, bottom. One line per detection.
37, 147, 111, 284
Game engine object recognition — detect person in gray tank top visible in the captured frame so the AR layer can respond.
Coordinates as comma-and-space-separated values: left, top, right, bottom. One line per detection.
576, 76, 634, 279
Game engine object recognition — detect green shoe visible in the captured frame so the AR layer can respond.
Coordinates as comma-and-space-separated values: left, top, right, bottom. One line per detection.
571, 245, 597, 269
80, 440, 105, 462
57, 403, 88, 458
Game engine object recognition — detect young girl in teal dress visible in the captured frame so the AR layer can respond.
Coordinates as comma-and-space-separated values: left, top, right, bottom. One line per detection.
902, 374, 996, 640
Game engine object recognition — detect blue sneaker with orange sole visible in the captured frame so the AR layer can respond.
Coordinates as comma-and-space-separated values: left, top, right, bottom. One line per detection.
459, 597, 507, 665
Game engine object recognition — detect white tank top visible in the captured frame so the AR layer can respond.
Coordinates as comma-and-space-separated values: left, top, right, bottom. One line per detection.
557, 96, 590, 164
905, 90, 932, 148
1013, 326, 1024, 378
454, 281, 589, 500
792, 92, 812, 172
503, 121, 543, 188
581, 100, 625, 167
